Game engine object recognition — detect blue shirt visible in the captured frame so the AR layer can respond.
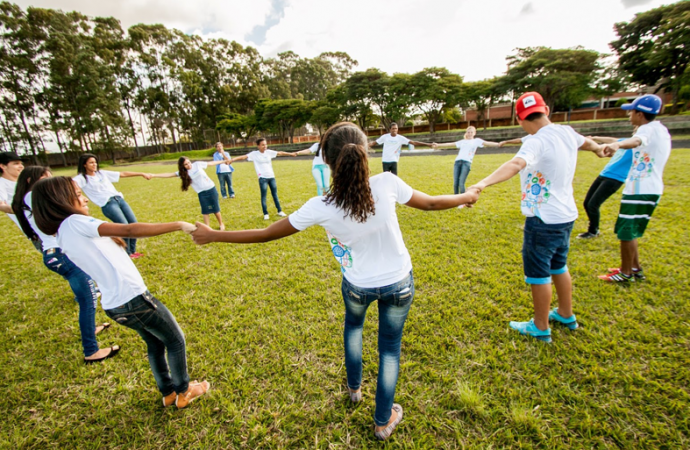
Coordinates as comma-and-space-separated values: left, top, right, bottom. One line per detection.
213, 151, 234, 174
599, 145, 632, 182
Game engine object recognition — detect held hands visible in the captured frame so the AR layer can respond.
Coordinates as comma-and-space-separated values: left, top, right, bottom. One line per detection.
601, 142, 619, 157
431, 143, 438, 149
498, 141, 507, 147
179, 222, 197, 234
142, 173, 153, 180
190, 222, 214, 245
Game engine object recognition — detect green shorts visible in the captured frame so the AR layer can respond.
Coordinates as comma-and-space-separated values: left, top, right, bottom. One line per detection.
614, 194, 660, 241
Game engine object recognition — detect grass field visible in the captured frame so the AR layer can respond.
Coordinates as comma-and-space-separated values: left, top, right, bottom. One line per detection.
1, 149, 689, 449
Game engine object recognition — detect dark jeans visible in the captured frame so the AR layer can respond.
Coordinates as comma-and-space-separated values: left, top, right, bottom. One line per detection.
382, 162, 398, 175
342, 271, 414, 426
43, 249, 99, 357
258, 177, 282, 215
583, 175, 624, 234
101, 196, 137, 255
105, 292, 189, 396
217, 172, 234, 197
453, 160, 472, 194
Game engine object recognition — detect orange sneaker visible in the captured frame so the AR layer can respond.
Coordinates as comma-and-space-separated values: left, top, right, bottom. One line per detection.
162, 392, 176, 407
175, 380, 210, 409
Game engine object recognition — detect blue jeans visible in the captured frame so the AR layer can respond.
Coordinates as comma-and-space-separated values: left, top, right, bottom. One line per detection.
258, 177, 282, 215
311, 164, 331, 196
217, 172, 234, 197
105, 292, 189, 396
342, 271, 414, 426
43, 249, 99, 357
101, 196, 137, 255
453, 160, 472, 194
522, 217, 574, 284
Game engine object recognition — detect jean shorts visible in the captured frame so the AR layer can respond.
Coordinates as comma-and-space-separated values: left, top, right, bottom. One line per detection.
522, 217, 574, 285
197, 187, 220, 214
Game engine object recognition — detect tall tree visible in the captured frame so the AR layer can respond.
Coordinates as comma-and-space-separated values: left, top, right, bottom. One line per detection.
407, 67, 464, 133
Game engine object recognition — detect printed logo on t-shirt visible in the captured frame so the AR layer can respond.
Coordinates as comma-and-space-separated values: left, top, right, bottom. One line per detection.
522, 171, 551, 212
327, 230, 352, 272
629, 150, 654, 181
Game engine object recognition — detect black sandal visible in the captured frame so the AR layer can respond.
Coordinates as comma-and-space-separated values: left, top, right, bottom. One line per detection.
95, 323, 111, 335
84, 345, 121, 364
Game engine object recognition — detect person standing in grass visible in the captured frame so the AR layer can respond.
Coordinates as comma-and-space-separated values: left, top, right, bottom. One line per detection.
229, 138, 296, 220
150, 157, 229, 230
431, 126, 501, 197
295, 142, 330, 195
367, 123, 428, 176
73, 153, 152, 259
13, 166, 117, 364
470, 92, 606, 343
31, 176, 209, 408
190, 122, 479, 440
598, 94, 671, 283
213, 142, 235, 199
0, 152, 25, 233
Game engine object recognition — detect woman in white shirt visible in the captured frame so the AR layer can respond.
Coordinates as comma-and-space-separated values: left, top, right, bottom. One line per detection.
31, 176, 209, 409
151, 157, 230, 230
295, 142, 330, 195
13, 166, 117, 363
74, 153, 152, 258
433, 126, 500, 196
190, 122, 479, 440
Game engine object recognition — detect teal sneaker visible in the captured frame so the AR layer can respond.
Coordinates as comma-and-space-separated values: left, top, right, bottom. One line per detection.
509, 319, 552, 343
548, 308, 578, 330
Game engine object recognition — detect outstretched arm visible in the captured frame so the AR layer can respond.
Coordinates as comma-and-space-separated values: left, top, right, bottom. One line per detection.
277, 151, 297, 157
431, 142, 457, 149
578, 137, 607, 157
191, 217, 300, 245
150, 172, 178, 179
295, 148, 314, 156
601, 136, 642, 156
471, 157, 526, 192
230, 155, 249, 163
408, 140, 428, 147
120, 171, 153, 180
498, 137, 525, 147
98, 221, 196, 238
207, 160, 231, 166
405, 189, 479, 211
482, 141, 501, 148
588, 136, 619, 144
0, 201, 11, 214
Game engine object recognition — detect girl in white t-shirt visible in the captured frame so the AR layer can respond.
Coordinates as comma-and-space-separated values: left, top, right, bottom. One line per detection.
31, 176, 209, 408
190, 122, 479, 440
295, 142, 330, 195
433, 126, 500, 196
151, 157, 229, 230
74, 153, 153, 258
13, 166, 116, 363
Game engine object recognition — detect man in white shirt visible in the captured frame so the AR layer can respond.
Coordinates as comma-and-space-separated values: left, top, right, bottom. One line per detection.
598, 94, 671, 283
368, 123, 429, 176
230, 138, 296, 219
0, 152, 24, 230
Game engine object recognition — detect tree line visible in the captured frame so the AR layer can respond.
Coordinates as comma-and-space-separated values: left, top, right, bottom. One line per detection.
1, 0, 688, 162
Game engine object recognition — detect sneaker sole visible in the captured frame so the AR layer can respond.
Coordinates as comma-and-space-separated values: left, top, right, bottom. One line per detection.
550, 320, 579, 331
510, 325, 552, 343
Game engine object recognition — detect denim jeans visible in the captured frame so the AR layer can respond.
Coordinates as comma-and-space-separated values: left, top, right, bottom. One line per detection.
43, 249, 99, 357
105, 292, 189, 396
258, 177, 282, 215
311, 164, 331, 196
522, 217, 574, 284
342, 271, 414, 426
101, 196, 137, 255
382, 162, 398, 175
217, 172, 234, 198
453, 160, 472, 194
583, 175, 624, 234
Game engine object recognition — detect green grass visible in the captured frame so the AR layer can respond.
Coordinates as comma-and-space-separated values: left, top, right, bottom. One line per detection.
1, 150, 689, 449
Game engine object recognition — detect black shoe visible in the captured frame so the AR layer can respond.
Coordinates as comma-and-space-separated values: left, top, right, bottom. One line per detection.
577, 231, 599, 239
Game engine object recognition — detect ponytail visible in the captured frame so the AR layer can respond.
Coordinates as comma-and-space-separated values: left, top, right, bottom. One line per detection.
12, 165, 50, 241
178, 157, 192, 191
322, 122, 375, 223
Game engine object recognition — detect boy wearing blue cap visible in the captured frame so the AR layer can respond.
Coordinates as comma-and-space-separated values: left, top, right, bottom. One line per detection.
599, 94, 671, 282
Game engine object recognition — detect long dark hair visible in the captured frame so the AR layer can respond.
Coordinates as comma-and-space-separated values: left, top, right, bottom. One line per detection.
77, 153, 99, 183
178, 157, 192, 191
32, 176, 126, 249
321, 122, 375, 223
12, 165, 51, 241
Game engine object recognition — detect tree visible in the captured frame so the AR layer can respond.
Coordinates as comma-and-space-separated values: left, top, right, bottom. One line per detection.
257, 98, 313, 143
462, 78, 507, 130
610, 1, 690, 113
407, 67, 463, 133
216, 112, 257, 147
309, 102, 341, 135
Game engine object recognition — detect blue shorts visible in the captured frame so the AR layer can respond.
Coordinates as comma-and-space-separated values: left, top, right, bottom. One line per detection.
522, 217, 574, 285
198, 187, 220, 214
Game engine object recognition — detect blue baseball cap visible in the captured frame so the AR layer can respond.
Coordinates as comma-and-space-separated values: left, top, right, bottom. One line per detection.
621, 94, 662, 115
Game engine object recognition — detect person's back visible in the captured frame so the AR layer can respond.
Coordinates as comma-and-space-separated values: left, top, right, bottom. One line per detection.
624, 120, 671, 195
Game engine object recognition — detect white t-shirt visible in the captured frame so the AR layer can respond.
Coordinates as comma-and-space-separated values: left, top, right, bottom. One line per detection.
176, 161, 215, 193
376, 134, 410, 163
0, 177, 20, 228
289, 172, 414, 288
247, 150, 278, 178
24, 192, 59, 251
623, 121, 671, 195
73, 171, 123, 207
455, 138, 485, 163
515, 124, 584, 224
57, 214, 147, 310
309, 143, 325, 167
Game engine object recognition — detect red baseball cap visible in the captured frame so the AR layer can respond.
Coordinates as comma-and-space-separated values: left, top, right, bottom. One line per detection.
516, 92, 547, 120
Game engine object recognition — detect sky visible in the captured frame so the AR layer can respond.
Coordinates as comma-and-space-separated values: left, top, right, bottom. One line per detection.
13, 0, 676, 82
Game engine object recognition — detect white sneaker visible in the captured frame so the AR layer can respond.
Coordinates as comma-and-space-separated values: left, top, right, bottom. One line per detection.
264, 214, 270, 220
277, 211, 287, 217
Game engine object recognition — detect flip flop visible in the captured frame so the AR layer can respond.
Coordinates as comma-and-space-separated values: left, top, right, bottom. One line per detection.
95, 323, 111, 335
84, 345, 121, 364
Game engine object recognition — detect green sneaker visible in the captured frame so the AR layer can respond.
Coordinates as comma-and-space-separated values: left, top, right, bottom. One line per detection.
548, 308, 578, 330
509, 319, 552, 343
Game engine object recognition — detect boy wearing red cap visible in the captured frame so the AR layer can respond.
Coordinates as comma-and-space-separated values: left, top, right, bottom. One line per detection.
598, 94, 671, 283
470, 92, 605, 343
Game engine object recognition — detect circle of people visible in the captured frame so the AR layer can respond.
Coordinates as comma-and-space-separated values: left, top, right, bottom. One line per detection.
0, 92, 671, 440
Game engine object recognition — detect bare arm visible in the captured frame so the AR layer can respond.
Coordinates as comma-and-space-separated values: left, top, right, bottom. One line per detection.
120, 171, 153, 180
472, 157, 526, 192
408, 140, 428, 147
499, 137, 525, 147
191, 217, 300, 245
150, 172, 178, 179
277, 151, 297, 157
0, 202, 12, 214
206, 160, 230, 166
405, 190, 479, 211
589, 136, 619, 144
578, 137, 607, 157
601, 136, 642, 156
98, 221, 195, 239
295, 148, 314, 156
482, 141, 501, 148
230, 155, 249, 163
432, 142, 458, 150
